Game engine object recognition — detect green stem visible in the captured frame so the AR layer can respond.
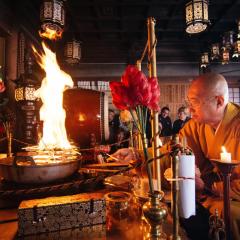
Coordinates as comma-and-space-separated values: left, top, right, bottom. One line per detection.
141, 134, 154, 194
129, 108, 142, 135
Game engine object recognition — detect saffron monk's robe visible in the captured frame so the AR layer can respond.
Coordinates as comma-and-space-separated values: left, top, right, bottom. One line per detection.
179, 102, 240, 240
18, 192, 106, 236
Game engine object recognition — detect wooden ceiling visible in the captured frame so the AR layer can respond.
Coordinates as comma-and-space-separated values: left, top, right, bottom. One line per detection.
2, 0, 240, 64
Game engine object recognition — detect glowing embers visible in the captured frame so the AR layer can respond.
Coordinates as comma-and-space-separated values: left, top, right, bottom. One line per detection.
22, 145, 79, 165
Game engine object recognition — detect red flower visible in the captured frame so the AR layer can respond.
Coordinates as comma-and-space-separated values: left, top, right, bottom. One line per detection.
0, 80, 5, 93
110, 82, 133, 110
110, 65, 160, 111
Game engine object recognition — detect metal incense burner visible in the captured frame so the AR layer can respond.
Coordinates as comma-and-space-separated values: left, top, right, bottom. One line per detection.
142, 190, 168, 239
0, 148, 81, 184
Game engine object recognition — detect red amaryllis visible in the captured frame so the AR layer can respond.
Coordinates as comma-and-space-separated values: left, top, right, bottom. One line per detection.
0, 80, 5, 93
110, 65, 160, 195
110, 82, 129, 110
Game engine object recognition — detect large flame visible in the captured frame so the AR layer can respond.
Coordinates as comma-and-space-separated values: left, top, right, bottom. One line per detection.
33, 42, 73, 150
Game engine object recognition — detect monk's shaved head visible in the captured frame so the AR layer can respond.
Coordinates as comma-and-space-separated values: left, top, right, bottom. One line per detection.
187, 72, 229, 128
189, 73, 229, 102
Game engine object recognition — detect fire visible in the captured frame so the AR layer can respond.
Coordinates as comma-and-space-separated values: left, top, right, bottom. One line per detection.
33, 42, 73, 150
39, 27, 63, 41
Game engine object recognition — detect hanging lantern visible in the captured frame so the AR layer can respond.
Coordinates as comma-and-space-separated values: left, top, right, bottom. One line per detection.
200, 52, 209, 68
222, 47, 230, 65
15, 51, 38, 101
40, 0, 65, 40
15, 84, 37, 101
64, 39, 82, 64
222, 31, 235, 50
211, 43, 220, 61
232, 39, 240, 59
232, 19, 240, 59
185, 0, 209, 34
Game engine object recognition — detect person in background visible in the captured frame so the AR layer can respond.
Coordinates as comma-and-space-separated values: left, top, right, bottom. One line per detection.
172, 106, 190, 134
108, 109, 120, 145
159, 106, 172, 137
110, 127, 129, 153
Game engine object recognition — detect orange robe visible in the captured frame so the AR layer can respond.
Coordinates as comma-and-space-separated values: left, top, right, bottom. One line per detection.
179, 102, 240, 239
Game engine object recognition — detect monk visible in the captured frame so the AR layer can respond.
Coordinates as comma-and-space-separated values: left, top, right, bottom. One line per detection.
112, 73, 240, 239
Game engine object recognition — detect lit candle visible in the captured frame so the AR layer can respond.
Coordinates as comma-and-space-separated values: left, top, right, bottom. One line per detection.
220, 146, 231, 162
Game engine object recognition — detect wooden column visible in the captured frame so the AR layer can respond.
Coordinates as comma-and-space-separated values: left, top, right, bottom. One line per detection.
147, 17, 161, 190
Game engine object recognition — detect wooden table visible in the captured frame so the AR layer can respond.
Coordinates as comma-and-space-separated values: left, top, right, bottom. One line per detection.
0, 204, 188, 240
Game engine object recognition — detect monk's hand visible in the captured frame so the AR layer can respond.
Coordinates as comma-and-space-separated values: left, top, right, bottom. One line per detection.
111, 148, 139, 164
164, 168, 172, 181
195, 166, 205, 191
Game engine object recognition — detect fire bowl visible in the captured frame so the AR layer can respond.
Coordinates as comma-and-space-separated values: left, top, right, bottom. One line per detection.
0, 155, 81, 184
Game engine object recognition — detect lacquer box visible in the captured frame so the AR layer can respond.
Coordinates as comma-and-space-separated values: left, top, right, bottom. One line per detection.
18, 192, 106, 236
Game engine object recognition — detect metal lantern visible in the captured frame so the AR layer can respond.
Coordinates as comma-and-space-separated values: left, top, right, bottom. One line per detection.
40, 0, 65, 40
232, 39, 240, 59
222, 31, 235, 50
222, 47, 230, 65
232, 19, 240, 59
64, 39, 82, 64
200, 52, 209, 68
15, 83, 37, 102
211, 43, 220, 61
185, 0, 209, 34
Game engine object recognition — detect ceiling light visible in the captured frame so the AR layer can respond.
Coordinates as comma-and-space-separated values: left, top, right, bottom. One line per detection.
185, 0, 209, 34
40, 0, 65, 40
64, 39, 82, 64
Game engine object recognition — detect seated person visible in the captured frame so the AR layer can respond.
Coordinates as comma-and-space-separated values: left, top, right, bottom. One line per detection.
159, 106, 172, 137
110, 127, 129, 153
172, 106, 190, 134
108, 109, 120, 144
112, 72, 240, 240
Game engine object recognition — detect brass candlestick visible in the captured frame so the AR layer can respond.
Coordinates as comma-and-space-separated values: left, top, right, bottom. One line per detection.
142, 191, 168, 239
169, 153, 181, 240
211, 159, 240, 240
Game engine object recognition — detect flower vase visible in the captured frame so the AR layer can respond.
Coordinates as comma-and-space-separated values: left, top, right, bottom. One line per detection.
142, 191, 168, 239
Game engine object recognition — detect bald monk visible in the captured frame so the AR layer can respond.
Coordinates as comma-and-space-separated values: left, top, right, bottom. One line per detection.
112, 72, 240, 239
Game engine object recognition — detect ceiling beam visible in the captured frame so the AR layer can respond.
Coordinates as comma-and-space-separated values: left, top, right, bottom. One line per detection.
207, 0, 240, 32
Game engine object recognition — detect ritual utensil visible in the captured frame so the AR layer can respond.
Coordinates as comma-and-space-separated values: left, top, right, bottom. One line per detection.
209, 209, 226, 240
142, 190, 168, 239
169, 153, 181, 240
0, 151, 81, 184
211, 159, 240, 240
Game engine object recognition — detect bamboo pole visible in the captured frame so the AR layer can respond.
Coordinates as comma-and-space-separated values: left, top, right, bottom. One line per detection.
147, 17, 161, 191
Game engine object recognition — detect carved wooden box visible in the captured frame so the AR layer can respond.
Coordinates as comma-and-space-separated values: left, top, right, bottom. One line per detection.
18, 192, 106, 236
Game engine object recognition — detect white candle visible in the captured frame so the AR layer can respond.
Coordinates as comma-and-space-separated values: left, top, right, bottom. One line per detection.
220, 146, 231, 162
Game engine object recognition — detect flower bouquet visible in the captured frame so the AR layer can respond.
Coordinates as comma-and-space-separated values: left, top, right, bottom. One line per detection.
110, 65, 160, 193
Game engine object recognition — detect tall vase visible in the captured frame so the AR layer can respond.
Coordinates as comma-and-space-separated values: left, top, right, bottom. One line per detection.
142, 191, 168, 239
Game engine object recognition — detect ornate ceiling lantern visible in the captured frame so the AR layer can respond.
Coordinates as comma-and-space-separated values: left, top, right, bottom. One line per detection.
15, 83, 37, 102
232, 19, 240, 59
40, 0, 65, 40
211, 43, 220, 61
64, 39, 82, 64
221, 47, 230, 65
200, 52, 209, 68
185, 0, 209, 34
222, 31, 235, 50
15, 53, 38, 102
